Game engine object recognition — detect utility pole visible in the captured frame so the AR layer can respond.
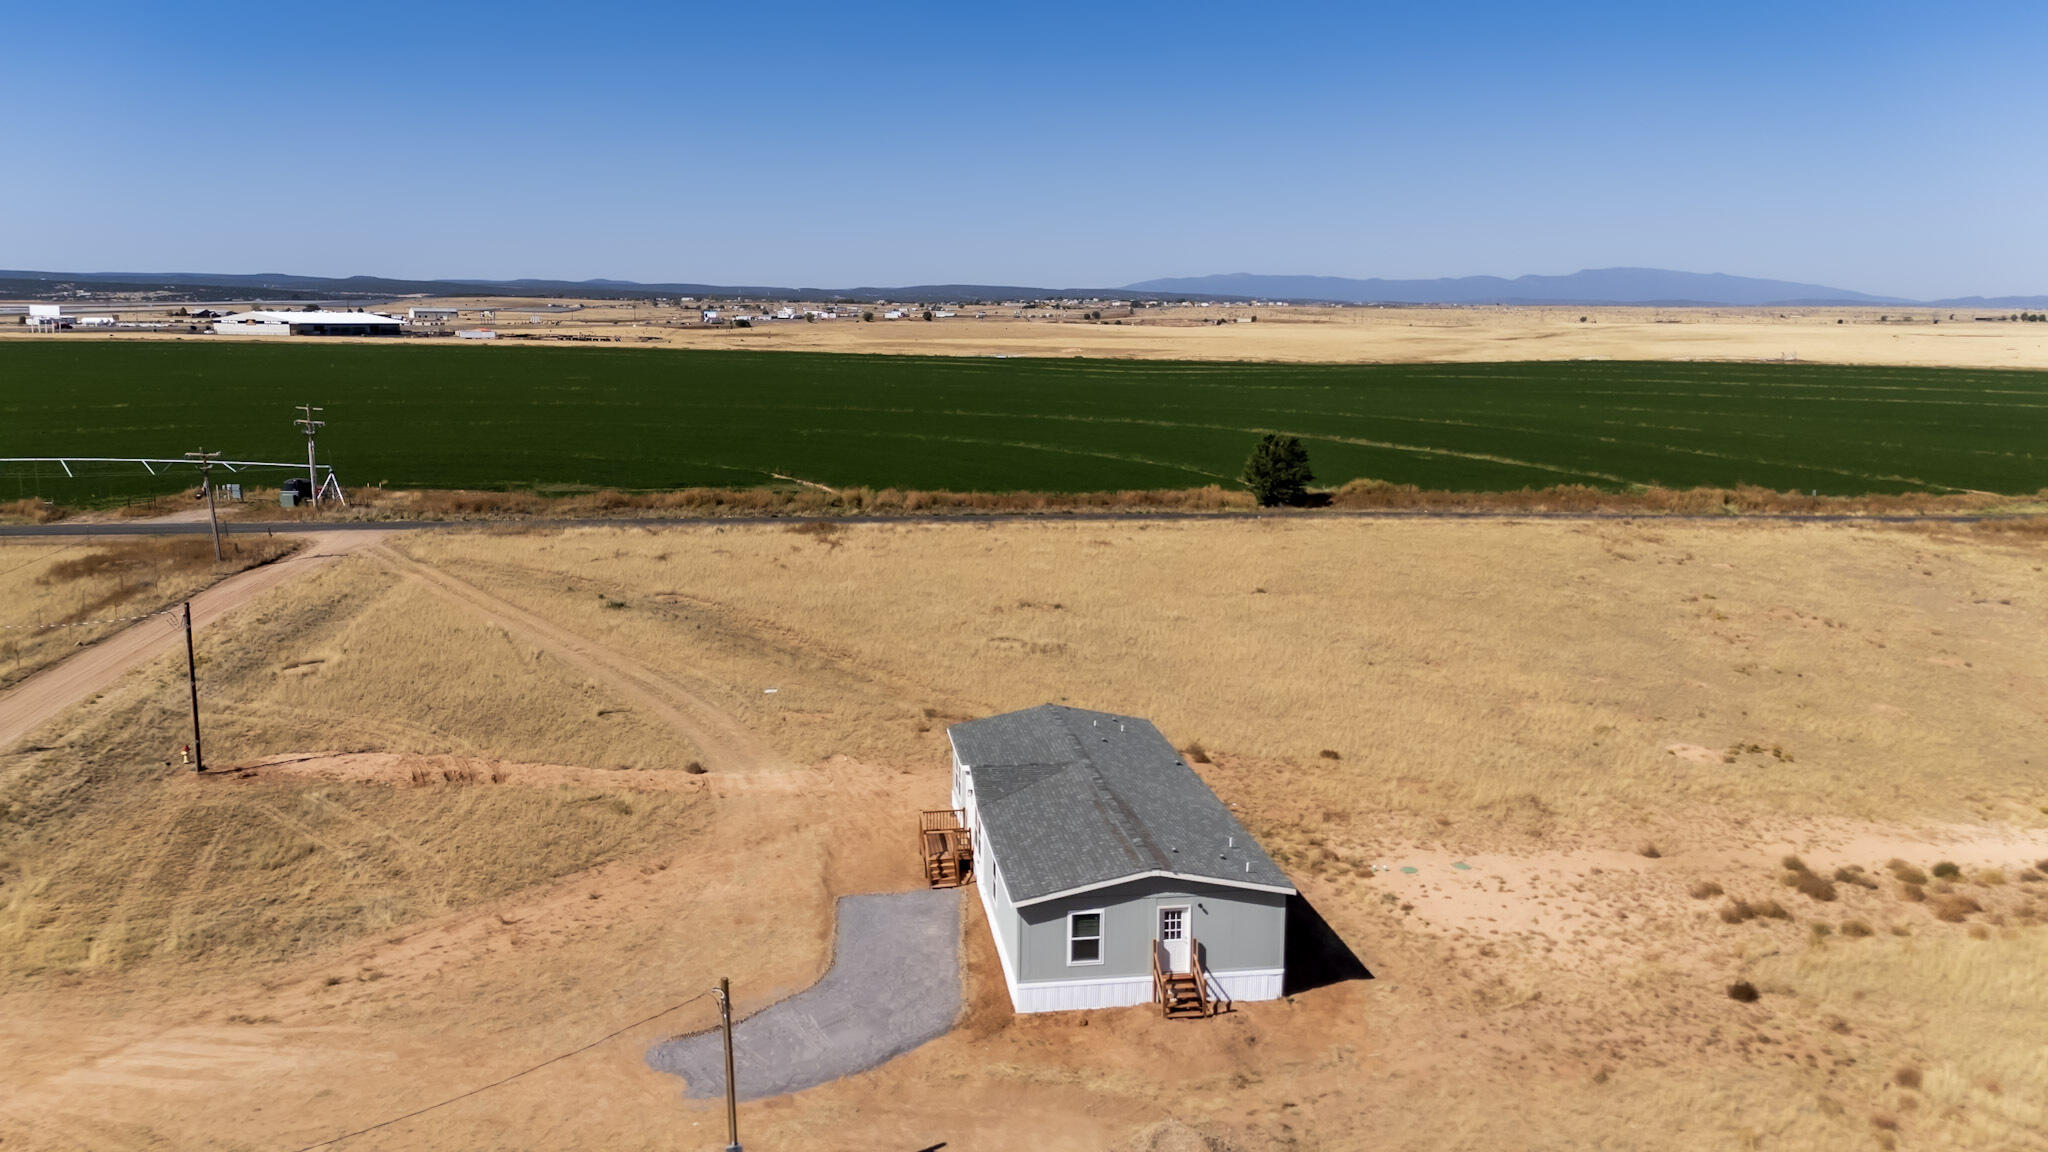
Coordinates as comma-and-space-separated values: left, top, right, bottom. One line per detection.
294, 404, 325, 509
186, 449, 223, 562
718, 976, 741, 1152
182, 601, 204, 772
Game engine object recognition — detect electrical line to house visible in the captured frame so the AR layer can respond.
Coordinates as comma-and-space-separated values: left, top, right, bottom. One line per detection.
285, 989, 715, 1152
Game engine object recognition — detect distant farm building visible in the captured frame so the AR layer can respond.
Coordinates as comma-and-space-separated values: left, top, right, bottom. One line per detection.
407, 307, 459, 323
212, 311, 403, 337
944, 705, 1293, 1015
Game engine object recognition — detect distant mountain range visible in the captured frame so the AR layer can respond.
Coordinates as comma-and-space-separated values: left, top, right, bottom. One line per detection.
1124, 268, 2048, 308
0, 269, 1158, 305
5, 266, 2045, 309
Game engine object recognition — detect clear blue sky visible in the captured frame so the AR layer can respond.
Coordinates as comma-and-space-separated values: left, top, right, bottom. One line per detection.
4, 1, 2044, 298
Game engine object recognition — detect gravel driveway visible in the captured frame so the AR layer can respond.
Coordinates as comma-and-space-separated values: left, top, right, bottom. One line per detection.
646, 888, 962, 1100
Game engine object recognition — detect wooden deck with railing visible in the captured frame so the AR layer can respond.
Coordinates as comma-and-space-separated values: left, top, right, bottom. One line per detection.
919, 808, 973, 888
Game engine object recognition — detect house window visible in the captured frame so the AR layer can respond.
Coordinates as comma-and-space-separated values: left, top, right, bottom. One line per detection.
1067, 910, 1104, 965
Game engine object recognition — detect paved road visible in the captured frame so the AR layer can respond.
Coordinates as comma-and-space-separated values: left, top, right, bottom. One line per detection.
0, 531, 389, 752
647, 889, 962, 1100
0, 507, 2030, 540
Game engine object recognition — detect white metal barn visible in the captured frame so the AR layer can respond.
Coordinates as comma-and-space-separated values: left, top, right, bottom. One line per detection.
948, 704, 1294, 1015
212, 311, 403, 337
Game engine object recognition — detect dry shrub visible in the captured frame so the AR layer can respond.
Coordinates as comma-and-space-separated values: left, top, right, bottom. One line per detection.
1871, 1111, 1899, 1132
1932, 894, 1981, 922
1719, 899, 1756, 924
1182, 743, 1210, 764
1968, 924, 1991, 939
1897, 882, 1927, 903
1325, 480, 2028, 518
1810, 922, 1833, 940
1317, 749, 1342, 761
1931, 861, 1961, 879
1840, 920, 1875, 938
1973, 868, 2006, 886
786, 520, 842, 546
1887, 859, 1929, 885
1782, 855, 1810, 873
1638, 842, 1662, 859
1690, 880, 1724, 900
1791, 871, 1839, 902
351, 483, 1259, 522
1755, 899, 1791, 920
1833, 866, 1878, 889
1726, 981, 1760, 1003
0, 498, 65, 524
683, 761, 707, 775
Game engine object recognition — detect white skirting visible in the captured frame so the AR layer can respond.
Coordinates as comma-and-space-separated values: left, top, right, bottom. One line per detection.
1007, 966, 1287, 1014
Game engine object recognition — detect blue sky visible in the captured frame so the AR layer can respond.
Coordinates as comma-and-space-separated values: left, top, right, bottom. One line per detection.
4, 1, 2044, 297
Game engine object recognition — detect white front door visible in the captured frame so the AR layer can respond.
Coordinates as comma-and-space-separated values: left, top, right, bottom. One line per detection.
1158, 906, 1190, 973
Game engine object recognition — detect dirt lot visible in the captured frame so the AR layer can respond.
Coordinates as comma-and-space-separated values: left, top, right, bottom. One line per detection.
2, 518, 2046, 1150
11, 301, 2048, 370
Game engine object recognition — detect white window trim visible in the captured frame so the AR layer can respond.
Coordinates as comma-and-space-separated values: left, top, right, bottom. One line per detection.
1066, 908, 1106, 967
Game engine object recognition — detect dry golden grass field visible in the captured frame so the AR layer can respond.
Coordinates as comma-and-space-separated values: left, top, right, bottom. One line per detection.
13, 301, 2048, 369
0, 535, 296, 691
3, 518, 2047, 1150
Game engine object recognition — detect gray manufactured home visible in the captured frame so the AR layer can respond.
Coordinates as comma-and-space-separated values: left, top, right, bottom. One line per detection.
949, 705, 1294, 1014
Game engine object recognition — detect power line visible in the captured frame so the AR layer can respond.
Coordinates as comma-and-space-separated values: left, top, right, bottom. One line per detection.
185, 449, 224, 563
285, 989, 714, 1151
295, 404, 326, 509
0, 609, 178, 632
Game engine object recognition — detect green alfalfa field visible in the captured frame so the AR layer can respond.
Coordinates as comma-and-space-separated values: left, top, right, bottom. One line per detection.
2, 340, 2044, 500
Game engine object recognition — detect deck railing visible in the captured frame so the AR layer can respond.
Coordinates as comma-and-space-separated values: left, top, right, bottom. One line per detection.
919, 808, 972, 888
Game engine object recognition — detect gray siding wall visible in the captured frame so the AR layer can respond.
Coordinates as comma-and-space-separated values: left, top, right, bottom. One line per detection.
982, 847, 1022, 969
1014, 877, 1286, 984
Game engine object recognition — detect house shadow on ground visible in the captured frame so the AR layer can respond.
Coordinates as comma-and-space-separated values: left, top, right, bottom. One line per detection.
1282, 894, 1372, 995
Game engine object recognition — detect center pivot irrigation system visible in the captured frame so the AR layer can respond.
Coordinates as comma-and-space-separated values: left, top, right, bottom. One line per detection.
0, 401, 347, 505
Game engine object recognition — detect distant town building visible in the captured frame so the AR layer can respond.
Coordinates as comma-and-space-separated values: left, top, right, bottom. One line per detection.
407, 307, 460, 323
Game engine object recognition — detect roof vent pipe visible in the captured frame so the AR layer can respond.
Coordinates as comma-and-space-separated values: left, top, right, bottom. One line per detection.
1228, 836, 1234, 848
1244, 860, 1251, 873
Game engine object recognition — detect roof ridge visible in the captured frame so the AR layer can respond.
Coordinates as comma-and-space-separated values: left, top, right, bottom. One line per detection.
1079, 759, 1171, 872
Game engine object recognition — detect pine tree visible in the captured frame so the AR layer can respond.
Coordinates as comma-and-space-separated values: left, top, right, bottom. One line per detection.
1240, 434, 1314, 507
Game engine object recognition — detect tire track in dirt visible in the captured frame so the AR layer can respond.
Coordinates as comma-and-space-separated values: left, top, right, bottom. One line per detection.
87, 788, 199, 969
163, 817, 229, 959
369, 544, 795, 774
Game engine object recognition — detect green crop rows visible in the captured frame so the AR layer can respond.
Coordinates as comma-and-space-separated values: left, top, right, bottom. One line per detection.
2, 341, 2044, 500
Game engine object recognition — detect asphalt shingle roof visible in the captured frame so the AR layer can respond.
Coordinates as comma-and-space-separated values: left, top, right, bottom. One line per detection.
949, 704, 1294, 904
